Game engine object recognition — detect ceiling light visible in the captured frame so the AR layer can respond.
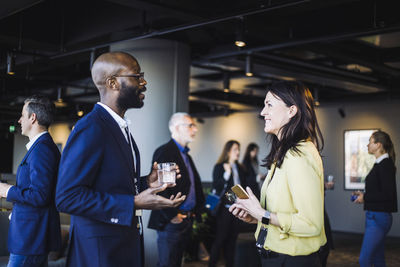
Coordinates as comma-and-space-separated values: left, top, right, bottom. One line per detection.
235, 17, 246, 48
223, 72, 230, 92
57, 87, 63, 103
90, 49, 96, 70
7, 52, 15, 75
245, 55, 253, 77
313, 88, 320, 106
77, 110, 84, 117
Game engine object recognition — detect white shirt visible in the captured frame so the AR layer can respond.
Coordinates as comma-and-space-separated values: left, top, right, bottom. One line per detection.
97, 103, 142, 220
376, 153, 389, 164
97, 102, 130, 142
26, 131, 48, 151
96, 102, 137, 173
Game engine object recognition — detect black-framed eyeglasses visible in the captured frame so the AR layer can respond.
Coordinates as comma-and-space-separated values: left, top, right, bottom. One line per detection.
113, 72, 145, 80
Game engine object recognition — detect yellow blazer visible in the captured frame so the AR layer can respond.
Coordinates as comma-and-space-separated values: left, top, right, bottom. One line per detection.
255, 141, 326, 256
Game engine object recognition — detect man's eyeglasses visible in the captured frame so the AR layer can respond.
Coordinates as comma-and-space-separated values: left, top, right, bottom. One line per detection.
112, 72, 145, 81
179, 123, 197, 129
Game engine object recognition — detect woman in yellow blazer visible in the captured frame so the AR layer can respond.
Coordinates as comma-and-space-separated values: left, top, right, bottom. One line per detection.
229, 81, 326, 267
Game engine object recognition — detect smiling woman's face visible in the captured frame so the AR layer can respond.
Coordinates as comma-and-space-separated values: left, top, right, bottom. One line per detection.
260, 91, 293, 138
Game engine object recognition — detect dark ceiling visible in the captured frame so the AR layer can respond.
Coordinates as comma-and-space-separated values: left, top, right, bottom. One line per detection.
1, 0, 400, 128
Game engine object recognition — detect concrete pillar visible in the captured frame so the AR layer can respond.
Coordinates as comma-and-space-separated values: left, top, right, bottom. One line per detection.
111, 38, 191, 267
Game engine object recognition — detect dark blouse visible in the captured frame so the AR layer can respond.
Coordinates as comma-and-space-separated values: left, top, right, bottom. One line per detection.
364, 158, 398, 213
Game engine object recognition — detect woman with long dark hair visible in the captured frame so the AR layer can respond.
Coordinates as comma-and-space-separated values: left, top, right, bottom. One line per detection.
353, 130, 397, 267
229, 81, 326, 267
208, 140, 247, 267
242, 143, 263, 198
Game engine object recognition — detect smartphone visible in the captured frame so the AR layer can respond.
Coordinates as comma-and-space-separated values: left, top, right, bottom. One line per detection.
231, 184, 249, 199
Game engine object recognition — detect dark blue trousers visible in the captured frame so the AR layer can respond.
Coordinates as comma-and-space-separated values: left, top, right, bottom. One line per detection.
156, 219, 192, 267
7, 253, 48, 267
359, 211, 392, 267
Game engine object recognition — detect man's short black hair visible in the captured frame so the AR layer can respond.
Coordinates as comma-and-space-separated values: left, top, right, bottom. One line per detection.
24, 95, 55, 128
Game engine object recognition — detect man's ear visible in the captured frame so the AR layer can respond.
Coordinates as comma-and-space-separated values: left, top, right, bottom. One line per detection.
29, 113, 37, 124
105, 76, 119, 91
288, 105, 298, 119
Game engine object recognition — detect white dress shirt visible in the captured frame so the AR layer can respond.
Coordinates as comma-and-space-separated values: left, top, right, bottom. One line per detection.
97, 102, 129, 142
26, 131, 48, 151
376, 153, 389, 164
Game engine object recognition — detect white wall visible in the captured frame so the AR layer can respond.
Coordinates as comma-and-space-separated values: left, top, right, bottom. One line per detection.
190, 111, 270, 181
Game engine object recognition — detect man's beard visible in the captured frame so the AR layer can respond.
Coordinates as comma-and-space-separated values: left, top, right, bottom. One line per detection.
117, 82, 144, 111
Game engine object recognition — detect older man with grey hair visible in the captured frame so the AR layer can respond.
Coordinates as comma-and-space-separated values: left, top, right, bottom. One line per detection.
148, 112, 205, 267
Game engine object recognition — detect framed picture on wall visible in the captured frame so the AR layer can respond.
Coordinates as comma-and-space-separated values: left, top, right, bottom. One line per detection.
344, 129, 378, 190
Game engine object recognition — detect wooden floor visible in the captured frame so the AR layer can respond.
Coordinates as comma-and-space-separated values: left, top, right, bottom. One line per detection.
183, 232, 400, 267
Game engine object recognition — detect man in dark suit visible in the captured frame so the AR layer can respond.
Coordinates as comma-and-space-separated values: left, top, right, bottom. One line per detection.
148, 112, 205, 267
0, 95, 61, 267
55, 52, 186, 267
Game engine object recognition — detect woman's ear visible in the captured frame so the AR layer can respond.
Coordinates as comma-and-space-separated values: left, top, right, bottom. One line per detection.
288, 105, 298, 118
376, 142, 384, 154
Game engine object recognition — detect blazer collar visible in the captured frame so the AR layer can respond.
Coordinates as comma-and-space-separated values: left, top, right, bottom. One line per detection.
94, 104, 135, 176
20, 132, 51, 164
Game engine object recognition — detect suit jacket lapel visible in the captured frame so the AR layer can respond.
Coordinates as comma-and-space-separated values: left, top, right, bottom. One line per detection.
20, 133, 50, 165
95, 104, 135, 178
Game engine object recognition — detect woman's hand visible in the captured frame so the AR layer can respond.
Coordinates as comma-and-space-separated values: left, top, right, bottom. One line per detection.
353, 191, 364, 204
232, 187, 265, 221
223, 163, 231, 174
229, 205, 257, 224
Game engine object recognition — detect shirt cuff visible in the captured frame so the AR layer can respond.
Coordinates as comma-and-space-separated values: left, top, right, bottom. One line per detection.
5, 185, 12, 198
223, 171, 230, 181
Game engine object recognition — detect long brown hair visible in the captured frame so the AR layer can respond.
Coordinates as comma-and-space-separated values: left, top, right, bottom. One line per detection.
216, 140, 240, 164
243, 143, 259, 166
263, 81, 324, 169
372, 130, 396, 164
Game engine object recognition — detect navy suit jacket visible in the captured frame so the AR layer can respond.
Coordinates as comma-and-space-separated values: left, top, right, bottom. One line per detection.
56, 104, 146, 267
7, 133, 61, 255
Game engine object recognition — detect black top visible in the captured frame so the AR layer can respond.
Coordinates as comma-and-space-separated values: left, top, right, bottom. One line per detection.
148, 139, 205, 230
364, 158, 398, 213
242, 160, 261, 199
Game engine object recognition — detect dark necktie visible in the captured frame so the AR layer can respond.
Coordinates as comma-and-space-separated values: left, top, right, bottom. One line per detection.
124, 126, 143, 234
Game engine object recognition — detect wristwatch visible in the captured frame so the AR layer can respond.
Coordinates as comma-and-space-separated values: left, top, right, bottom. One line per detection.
262, 210, 271, 225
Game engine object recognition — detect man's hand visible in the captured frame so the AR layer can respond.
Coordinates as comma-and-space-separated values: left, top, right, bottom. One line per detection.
170, 213, 187, 224
0, 182, 12, 198
134, 184, 186, 210
148, 162, 182, 188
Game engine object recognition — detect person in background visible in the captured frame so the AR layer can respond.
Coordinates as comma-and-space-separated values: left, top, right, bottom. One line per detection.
0, 95, 61, 267
242, 143, 265, 199
208, 140, 247, 267
148, 112, 205, 267
353, 130, 397, 267
229, 81, 325, 267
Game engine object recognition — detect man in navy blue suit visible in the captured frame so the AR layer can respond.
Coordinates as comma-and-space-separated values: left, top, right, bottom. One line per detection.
55, 51, 186, 267
0, 95, 61, 267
